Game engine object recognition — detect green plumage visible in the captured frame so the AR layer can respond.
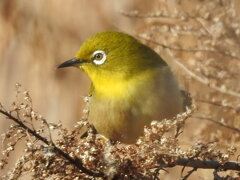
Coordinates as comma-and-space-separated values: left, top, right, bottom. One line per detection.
58, 31, 183, 143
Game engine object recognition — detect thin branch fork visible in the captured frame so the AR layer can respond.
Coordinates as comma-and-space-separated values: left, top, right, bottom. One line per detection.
0, 109, 105, 178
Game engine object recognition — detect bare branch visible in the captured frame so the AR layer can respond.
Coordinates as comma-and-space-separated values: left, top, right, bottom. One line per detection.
136, 36, 240, 98
181, 167, 197, 180
166, 158, 240, 171
193, 115, 240, 134
120, 10, 184, 20
196, 99, 240, 114
168, 54, 240, 98
138, 35, 240, 62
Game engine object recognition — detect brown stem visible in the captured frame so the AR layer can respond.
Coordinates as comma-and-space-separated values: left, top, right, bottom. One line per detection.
166, 158, 240, 171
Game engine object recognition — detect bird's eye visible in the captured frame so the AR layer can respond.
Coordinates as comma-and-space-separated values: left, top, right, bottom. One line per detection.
94, 53, 103, 60
92, 50, 107, 65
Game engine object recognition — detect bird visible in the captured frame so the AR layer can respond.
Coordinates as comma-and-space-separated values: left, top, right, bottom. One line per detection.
58, 31, 184, 144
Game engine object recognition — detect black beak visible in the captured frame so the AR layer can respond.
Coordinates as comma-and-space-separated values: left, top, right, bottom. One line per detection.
57, 58, 87, 68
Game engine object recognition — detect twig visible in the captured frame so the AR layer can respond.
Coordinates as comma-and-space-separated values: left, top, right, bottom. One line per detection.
137, 36, 240, 98
194, 115, 240, 134
120, 10, 208, 21
166, 158, 240, 171
0, 109, 105, 178
196, 99, 240, 114
120, 10, 184, 20
213, 169, 236, 180
125, 11, 240, 61
213, 169, 223, 180
170, 55, 240, 98
181, 167, 197, 180
138, 34, 240, 61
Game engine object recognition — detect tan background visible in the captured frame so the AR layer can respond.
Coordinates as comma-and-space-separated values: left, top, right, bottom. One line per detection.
0, 0, 239, 179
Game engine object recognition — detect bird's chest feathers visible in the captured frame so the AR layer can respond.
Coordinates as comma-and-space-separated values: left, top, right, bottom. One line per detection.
89, 70, 159, 121
88, 70, 165, 142
89, 77, 143, 142
92, 75, 138, 100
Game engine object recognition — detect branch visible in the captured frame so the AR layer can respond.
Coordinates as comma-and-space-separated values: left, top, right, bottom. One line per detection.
120, 10, 183, 20
169, 55, 240, 98
166, 158, 240, 171
125, 10, 240, 61
139, 35, 240, 62
0, 109, 105, 178
193, 115, 240, 134
196, 99, 240, 114
181, 167, 197, 180
137, 36, 240, 98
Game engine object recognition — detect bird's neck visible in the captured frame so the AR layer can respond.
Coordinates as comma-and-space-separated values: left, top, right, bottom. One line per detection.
90, 69, 158, 99
93, 75, 134, 99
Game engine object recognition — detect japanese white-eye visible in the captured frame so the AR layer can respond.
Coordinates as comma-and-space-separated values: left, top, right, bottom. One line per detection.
58, 31, 183, 143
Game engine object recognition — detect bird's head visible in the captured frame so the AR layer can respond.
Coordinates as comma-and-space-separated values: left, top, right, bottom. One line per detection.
58, 31, 165, 83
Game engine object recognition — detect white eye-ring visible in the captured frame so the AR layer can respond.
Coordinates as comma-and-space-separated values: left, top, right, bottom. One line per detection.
92, 50, 107, 65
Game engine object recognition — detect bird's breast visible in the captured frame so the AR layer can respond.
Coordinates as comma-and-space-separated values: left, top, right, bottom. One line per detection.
88, 67, 183, 143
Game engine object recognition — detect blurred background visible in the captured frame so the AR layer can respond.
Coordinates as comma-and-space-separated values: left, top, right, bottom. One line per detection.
0, 0, 134, 129
0, 0, 239, 179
